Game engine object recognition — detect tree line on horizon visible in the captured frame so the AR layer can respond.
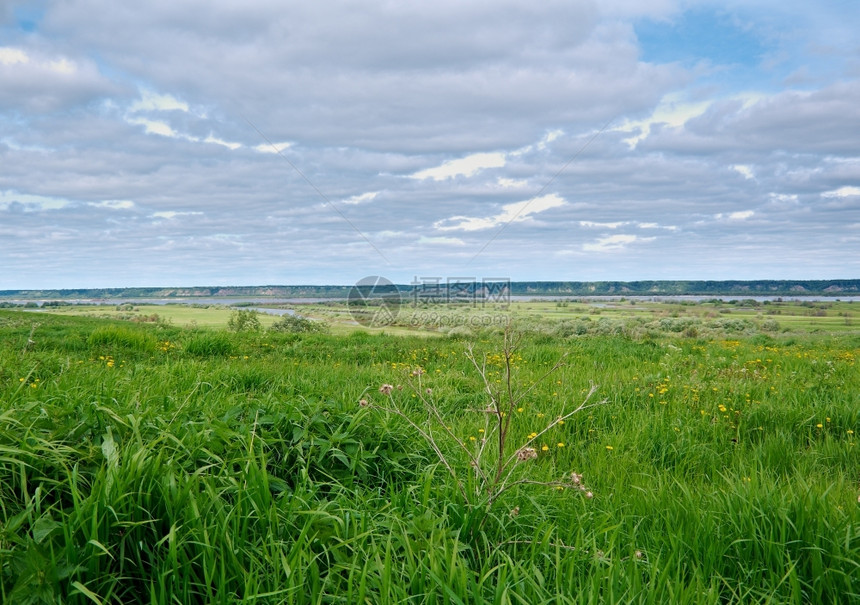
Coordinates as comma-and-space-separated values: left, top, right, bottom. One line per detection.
1, 279, 858, 300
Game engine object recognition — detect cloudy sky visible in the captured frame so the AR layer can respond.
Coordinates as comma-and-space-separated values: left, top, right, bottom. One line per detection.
1, 0, 858, 288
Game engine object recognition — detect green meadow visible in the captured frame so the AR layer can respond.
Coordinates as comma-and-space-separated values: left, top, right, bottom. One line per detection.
0, 303, 858, 603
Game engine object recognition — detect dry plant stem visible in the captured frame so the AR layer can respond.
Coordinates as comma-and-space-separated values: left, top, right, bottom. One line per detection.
374, 332, 603, 516
411, 376, 490, 487
23, 323, 38, 353
465, 338, 571, 487
497, 346, 513, 482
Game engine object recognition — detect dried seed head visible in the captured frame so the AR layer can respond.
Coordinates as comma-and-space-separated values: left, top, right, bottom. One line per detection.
359, 399, 369, 407
509, 506, 520, 517
516, 447, 538, 461
570, 472, 583, 485
635, 550, 643, 559
426, 388, 432, 394
379, 384, 394, 395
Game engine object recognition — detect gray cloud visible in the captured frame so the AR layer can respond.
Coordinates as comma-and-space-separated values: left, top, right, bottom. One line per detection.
0, 0, 857, 288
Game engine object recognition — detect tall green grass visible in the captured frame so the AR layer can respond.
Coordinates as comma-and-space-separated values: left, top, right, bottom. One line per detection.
0, 310, 857, 603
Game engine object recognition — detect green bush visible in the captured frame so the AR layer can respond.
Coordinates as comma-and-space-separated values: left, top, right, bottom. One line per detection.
268, 314, 328, 334
227, 309, 262, 332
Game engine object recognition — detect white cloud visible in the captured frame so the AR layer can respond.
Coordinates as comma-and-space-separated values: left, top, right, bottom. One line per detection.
728, 210, 754, 220
130, 90, 189, 113
0, 47, 78, 75
411, 152, 506, 181
204, 135, 242, 150
579, 220, 628, 229
732, 164, 755, 179
0, 191, 70, 211
151, 211, 203, 219
434, 193, 566, 232
713, 210, 755, 221
0, 47, 29, 65
253, 142, 292, 154
513, 129, 565, 156
497, 178, 528, 189
417, 236, 466, 246
583, 234, 655, 252
47, 58, 76, 75
542, 129, 563, 145
822, 186, 860, 198
89, 200, 135, 210
342, 191, 379, 205
618, 93, 712, 148
127, 118, 179, 138
768, 193, 798, 206
637, 222, 679, 231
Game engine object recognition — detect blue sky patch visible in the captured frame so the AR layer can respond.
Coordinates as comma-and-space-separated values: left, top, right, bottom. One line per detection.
636, 9, 767, 69
14, 5, 44, 32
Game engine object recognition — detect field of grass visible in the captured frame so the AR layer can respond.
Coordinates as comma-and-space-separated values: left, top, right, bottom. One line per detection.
274, 297, 858, 337
1, 307, 858, 603
29, 297, 858, 336
30, 304, 283, 330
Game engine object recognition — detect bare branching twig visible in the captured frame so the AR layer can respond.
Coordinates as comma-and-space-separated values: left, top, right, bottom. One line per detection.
364, 328, 605, 516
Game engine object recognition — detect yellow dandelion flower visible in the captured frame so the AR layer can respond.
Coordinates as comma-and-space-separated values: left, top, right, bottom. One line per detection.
606, 445, 614, 451
557, 442, 565, 448
816, 423, 823, 428
541, 445, 549, 451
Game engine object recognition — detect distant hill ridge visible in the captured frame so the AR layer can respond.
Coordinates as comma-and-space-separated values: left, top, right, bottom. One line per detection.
1, 280, 858, 299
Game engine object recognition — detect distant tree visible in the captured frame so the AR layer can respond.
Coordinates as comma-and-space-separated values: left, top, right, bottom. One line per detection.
228, 309, 262, 332
268, 314, 328, 334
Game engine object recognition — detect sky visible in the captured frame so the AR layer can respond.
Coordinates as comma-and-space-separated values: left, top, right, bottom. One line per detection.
1, 0, 858, 289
